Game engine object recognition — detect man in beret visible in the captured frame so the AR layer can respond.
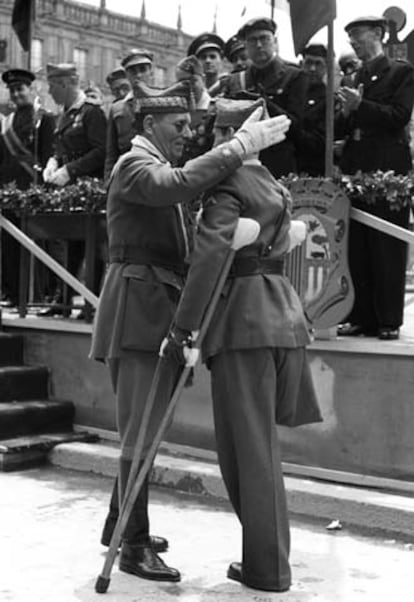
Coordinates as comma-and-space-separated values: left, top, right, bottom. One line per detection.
161, 97, 321, 592
106, 67, 131, 103
187, 32, 225, 92
224, 17, 308, 178
90, 79, 291, 584
104, 49, 153, 181
336, 16, 414, 340
0, 68, 55, 307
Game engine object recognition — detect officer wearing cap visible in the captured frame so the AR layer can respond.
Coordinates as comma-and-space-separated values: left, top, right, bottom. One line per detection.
225, 35, 250, 73
90, 79, 293, 584
104, 49, 153, 181
336, 16, 414, 341
0, 68, 55, 307
106, 67, 131, 102
224, 16, 307, 178
187, 32, 225, 91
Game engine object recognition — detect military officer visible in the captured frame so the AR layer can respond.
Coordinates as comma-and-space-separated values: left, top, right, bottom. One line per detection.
0, 68, 55, 307
90, 80, 292, 583
224, 35, 250, 73
162, 97, 321, 592
187, 32, 225, 92
104, 48, 153, 181
224, 17, 307, 178
336, 16, 414, 340
106, 67, 131, 102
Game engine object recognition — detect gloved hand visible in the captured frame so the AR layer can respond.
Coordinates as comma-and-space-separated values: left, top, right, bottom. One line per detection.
42, 157, 58, 182
159, 326, 200, 367
288, 220, 307, 252
49, 165, 70, 187
232, 107, 291, 156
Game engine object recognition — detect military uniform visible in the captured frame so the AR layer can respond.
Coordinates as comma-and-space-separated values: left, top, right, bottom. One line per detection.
170, 101, 321, 590
295, 79, 326, 176
337, 53, 414, 333
104, 92, 135, 180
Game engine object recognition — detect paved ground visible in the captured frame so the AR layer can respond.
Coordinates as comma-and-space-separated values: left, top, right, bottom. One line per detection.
1, 466, 413, 602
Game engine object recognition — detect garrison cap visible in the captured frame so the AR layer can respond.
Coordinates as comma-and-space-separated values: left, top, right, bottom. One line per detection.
121, 48, 153, 70
345, 16, 388, 35
224, 35, 246, 62
106, 67, 128, 85
2, 68, 35, 86
187, 33, 225, 57
133, 80, 192, 114
238, 17, 277, 40
46, 63, 78, 79
175, 55, 204, 79
214, 97, 264, 129
302, 44, 327, 58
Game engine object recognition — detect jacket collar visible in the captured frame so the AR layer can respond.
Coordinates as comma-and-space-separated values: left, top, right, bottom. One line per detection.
130, 134, 168, 164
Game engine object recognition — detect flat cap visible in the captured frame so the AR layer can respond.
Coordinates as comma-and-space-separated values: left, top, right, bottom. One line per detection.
224, 35, 246, 62
344, 16, 388, 34
121, 48, 153, 70
175, 55, 204, 80
134, 80, 192, 114
238, 17, 277, 40
2, 68, 35, 86
187, 33, 225, 58
46, 63, 78, 78
214, 97, 264, 129
302, 44, 327, 58
106, 67, 128, 85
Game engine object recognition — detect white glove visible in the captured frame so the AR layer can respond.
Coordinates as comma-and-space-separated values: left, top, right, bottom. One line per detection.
288, 220, 307, 252
49, 165, 70, 187
233, 108, 291, 156
42, 157, 58, 182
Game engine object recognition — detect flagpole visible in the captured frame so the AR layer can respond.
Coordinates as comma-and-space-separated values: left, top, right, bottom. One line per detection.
324, 18, 335, 177
270, 0, 275, 20
27, 0, 34, 70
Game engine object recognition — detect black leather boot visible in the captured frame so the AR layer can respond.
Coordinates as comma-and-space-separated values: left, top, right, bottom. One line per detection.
119, 542, 180, 582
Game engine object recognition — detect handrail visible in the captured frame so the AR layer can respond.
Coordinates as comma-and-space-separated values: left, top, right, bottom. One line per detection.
0, 214, 99, 308
351, 208, 414, 245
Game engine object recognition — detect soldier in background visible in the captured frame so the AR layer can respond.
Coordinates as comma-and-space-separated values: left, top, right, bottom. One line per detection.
0, 68, 55, 307
187, 32, 225, 93
106, 67, 131, 103
104, 49, 153, 181
224, 17, 307, 178
209, 35, 251, 97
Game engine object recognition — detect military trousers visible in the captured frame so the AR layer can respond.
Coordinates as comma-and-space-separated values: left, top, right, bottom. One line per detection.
209, 347, 294, 591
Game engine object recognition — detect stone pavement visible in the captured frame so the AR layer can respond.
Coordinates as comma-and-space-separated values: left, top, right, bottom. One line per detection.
1, 466, 413, 602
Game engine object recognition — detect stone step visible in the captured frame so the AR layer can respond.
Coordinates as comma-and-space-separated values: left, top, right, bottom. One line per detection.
0, 366, 49, 402
0, 333, 24, 366
0, 430, 99, 471
0, 399, 74, 439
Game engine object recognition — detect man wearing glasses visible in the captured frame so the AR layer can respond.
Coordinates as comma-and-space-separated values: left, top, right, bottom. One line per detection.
225, 17, 307, 178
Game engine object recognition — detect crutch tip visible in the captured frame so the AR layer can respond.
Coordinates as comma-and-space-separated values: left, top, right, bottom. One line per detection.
95, 575, 110, 593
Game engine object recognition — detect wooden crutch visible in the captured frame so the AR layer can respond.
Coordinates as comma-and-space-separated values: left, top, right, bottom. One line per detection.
95, 217, 260, 594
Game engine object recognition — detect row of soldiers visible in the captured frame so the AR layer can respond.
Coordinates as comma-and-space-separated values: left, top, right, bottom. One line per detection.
1, 15, 413, 339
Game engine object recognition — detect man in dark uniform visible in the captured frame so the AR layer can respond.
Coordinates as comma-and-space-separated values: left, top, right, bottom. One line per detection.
224, 17, 308, 178
208, 35, 251, 97
295, 44, 328, 176
162, 98, 321, 592
336, 16, 414, 340
41, 63, 107, 315
90, 81, 291, 583
104, 49, 153, 181
187, 32, 225, 93
0, 68, 55, 306
106, 67, 131, 103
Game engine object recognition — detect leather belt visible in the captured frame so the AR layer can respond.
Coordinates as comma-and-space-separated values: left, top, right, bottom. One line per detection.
228, 256, 285, 278
109, 245, 187, 276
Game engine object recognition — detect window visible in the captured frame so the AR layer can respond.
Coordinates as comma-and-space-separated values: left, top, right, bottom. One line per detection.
73, 48, 88, 81
31, 38, 43, 72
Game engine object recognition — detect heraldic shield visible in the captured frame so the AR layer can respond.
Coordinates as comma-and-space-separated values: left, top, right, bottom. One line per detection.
285, 178, 354, 329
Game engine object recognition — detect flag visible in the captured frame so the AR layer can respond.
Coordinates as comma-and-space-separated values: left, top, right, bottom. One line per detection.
288, 0, 336, 55
12, 0, 34, 52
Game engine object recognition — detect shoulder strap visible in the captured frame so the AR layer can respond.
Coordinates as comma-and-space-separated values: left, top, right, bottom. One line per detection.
1, 113, 36, 178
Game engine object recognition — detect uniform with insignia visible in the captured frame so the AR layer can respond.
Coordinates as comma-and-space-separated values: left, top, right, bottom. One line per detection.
336, 16, 414, 339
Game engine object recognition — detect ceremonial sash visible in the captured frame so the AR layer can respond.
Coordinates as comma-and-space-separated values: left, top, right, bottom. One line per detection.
1, 113, 36, 179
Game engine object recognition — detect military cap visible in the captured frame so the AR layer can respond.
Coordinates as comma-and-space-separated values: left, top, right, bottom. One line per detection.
1, 68, 35, 86
302, 44, 327, 58
238, 17, 277, 40
106, 67, 128, 85
133, 80, 192, 114
214, 97, 264, 129
121, 48, 153, 70
224, 35, 246, 62
344, 16, 388, 35
187, 33, 225, 58
175, 55, 204, 79
46, 63, 78, 79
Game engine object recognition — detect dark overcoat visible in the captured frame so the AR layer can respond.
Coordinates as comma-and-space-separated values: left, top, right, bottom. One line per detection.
104, 93, 135, 181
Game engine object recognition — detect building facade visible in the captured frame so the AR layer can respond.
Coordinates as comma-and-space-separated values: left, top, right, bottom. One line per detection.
0, 0, 193, 112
